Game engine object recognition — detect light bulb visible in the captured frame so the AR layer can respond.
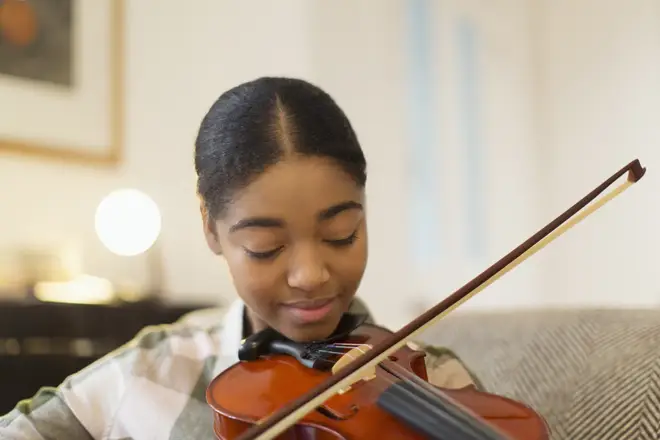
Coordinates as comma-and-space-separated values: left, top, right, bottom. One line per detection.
95, 189, 162, 256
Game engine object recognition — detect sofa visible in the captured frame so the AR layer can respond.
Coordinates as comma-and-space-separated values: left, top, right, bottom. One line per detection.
421, 308, 660, 440
182, 306, 659, 439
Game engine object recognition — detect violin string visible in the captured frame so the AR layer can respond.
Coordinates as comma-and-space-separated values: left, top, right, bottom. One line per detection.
314, 346, 425, 390
319, 344, 496, 417
311, 349, 396, 390
318, 343, 500, 429
315, 344, 496, 438
381, 361, 507, 439
327, 342, 369, 347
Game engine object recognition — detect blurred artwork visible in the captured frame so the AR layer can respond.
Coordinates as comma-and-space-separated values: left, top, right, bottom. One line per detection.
0, 0, 121, 165
0, 0, 73, 87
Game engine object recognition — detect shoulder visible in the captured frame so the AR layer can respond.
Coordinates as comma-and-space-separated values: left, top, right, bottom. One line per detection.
71, 311, 226, 412
348, 297, 482, 390
419, 344, 484, 390
79, 307, 227, 384
1, 308, 229, 439
123, 308, 227, 368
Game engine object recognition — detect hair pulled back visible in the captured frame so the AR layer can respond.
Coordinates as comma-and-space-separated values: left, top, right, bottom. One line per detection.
194, 76, 367, 219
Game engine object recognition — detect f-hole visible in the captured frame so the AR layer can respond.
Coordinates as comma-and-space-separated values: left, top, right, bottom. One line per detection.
315, 405, 358, 421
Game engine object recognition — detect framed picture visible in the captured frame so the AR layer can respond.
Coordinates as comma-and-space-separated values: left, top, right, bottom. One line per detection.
0, 0, 124, 166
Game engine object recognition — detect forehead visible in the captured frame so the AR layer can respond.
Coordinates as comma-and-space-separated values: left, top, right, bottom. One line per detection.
224, 156, 364, 222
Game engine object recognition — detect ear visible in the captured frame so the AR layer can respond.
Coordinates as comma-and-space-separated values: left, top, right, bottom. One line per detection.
200, 202, 223, 255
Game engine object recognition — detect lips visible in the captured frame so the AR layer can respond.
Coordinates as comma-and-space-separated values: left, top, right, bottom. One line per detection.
281, 297, 337, 323
284, 297, 334, 309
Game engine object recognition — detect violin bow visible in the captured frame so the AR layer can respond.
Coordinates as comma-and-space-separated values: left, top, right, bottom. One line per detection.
235, 159, 646, 440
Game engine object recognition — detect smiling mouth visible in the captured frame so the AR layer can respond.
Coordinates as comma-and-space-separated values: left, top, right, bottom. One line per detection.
281, 297, 337, 323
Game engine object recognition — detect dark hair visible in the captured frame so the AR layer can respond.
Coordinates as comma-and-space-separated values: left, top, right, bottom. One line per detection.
194, 76, 367, 219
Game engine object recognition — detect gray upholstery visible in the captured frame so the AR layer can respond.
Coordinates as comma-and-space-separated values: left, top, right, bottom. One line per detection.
420, 308, 660, 439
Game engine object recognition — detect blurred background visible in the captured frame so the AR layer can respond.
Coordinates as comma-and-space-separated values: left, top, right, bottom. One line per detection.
0, 0, 658, 414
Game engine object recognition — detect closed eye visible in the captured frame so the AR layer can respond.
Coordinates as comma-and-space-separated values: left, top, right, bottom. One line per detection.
244, 231, 358, 260
324, 231, 358, 247
244, 246, 283, 260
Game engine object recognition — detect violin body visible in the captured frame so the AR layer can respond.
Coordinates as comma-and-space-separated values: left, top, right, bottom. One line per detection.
206, 323, 549, 439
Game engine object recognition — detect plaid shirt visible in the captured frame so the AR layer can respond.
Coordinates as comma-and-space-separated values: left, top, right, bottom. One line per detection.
0, 299, 480, 439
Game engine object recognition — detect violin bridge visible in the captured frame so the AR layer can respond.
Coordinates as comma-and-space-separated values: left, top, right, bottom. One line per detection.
331, 344, 376, 394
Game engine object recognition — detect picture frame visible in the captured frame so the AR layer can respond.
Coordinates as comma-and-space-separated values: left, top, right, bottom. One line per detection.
0, 0, 124, 166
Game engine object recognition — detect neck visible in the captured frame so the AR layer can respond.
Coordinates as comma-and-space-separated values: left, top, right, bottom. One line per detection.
244, 306, 268, 337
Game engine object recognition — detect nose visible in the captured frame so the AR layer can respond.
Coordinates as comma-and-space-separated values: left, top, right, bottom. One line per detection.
287, 244, 330, 292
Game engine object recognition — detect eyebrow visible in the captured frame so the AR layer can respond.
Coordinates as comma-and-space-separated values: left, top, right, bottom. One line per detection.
229, 201, 363, 233
318, 200, 363, 220
229, 217, 284, 233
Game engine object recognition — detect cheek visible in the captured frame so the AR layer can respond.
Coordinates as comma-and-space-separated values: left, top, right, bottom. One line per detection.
332, 235, 368, 288
223, 250, 286, 308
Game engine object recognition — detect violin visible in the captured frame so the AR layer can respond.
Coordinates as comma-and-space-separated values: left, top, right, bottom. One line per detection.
207, 159, 646, 439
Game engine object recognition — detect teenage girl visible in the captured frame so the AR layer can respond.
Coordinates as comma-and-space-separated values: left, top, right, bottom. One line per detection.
0, 77, 480, 440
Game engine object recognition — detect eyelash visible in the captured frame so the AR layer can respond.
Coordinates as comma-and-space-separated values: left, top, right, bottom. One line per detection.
245, 231, 358, 260
245, 247, 283, 260
324, 231, 358, 247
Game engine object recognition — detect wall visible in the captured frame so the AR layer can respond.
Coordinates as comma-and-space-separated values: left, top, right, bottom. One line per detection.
436, 0, 543, 313
534, 0, 660, 307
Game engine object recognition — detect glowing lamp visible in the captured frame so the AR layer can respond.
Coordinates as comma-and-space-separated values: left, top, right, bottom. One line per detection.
94, 189, 161, 257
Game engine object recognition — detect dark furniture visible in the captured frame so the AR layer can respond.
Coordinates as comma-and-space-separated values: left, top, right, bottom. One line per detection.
0, 299, 209, 415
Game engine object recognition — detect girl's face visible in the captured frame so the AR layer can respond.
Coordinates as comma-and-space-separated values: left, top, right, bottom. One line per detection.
203, 156, 368, 342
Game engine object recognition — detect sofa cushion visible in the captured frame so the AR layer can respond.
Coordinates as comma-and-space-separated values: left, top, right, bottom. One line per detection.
419, 308, 660, 440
